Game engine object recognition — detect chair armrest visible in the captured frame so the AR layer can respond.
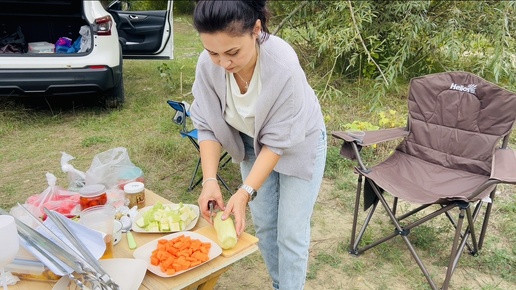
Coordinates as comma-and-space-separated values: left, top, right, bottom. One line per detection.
332, 127, 408, 161
332, 127, 409, 146
491, 147, 516, 183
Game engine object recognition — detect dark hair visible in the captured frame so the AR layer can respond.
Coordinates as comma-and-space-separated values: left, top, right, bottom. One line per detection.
194, 0, 270, 43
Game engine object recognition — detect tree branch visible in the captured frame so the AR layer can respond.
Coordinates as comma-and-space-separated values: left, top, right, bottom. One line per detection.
347, 1, 389, 85
273, 1, 309, 35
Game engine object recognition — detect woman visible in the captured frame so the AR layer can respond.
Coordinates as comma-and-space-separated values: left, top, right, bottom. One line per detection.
191, 1, 326, 289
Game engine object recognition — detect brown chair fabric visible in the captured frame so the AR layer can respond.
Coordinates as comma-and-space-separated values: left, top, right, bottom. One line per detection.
361, 72, 516, 204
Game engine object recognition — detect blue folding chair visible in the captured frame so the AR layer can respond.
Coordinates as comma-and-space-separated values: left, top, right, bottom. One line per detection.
167, 100, 231, 192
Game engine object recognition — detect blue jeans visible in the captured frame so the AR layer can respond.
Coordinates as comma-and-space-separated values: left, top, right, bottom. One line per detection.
240, 128, 327, 290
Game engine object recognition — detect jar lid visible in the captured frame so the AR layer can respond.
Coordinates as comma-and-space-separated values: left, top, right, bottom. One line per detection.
124, 182, 145, 194
79, 184, 106, 197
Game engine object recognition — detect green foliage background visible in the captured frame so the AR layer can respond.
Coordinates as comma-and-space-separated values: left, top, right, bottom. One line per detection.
269, 1, 516, 106
117, 0, 516, 116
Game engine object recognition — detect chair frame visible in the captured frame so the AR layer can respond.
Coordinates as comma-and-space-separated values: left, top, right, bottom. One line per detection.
345, 138, 500, 290
167, 100, 232, 193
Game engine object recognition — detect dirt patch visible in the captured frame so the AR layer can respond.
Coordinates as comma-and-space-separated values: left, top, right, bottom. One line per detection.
213, 178, 516, 290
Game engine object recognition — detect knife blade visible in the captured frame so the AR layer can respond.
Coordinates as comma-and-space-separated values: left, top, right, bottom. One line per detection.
208, 200, 215, 224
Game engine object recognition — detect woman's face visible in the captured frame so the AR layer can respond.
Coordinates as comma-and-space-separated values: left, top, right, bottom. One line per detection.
200, 21, 261, 74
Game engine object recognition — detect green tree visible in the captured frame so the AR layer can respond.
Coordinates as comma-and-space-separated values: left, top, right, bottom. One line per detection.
268, 1, 516, 106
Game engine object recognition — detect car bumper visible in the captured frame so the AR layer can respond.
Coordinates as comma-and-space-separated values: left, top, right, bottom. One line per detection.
0, 65, 121, 96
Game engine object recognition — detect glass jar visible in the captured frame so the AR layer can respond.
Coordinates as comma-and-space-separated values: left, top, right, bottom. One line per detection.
124, 181, 145, 209
79, 184, 107, 210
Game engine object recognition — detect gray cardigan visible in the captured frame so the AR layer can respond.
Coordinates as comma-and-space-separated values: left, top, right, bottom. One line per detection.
190, 35, 324, 181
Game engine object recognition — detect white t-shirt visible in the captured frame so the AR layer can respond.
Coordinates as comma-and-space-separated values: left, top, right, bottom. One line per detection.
224, 54, 261, 138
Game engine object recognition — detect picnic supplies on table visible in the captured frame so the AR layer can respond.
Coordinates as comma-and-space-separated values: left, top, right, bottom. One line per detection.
0, 207, 118, 290
85, 147, 143, 190
23, 173, 80, 219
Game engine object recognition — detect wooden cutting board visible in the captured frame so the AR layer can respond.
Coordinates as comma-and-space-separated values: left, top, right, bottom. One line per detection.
195, 225, 259, 257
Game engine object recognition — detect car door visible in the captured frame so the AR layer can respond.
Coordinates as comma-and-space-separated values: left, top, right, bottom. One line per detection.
107, 0, 173, 60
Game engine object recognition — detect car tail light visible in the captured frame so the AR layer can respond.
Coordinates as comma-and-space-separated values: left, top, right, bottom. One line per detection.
88, 65, 108, 70
95, 15, 112, 36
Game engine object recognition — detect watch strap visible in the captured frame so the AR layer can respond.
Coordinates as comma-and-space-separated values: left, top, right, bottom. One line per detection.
238, 184, 257, 201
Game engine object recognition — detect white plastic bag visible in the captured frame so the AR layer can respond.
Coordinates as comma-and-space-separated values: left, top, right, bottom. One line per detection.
85, 147, 140, 189
61, 151, 86, 191
78, 25, 91, 53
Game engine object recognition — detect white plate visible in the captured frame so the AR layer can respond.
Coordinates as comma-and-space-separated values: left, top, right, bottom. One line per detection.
131, 203, 200, 233
133, 231, 222, 277
52, 258, 147, 290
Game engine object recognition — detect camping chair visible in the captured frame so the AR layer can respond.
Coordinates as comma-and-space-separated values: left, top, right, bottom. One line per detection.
167, 100, 232, 192
332, 71, 516, 290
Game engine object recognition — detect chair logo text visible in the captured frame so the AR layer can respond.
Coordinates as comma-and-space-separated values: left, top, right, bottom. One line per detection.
450, 83, 477, 95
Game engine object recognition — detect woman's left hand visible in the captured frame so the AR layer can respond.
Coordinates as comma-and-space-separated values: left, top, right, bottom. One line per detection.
221, 189, 249, 236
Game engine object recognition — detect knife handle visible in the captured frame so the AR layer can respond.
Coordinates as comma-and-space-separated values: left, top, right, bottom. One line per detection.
127, 231, 137, 250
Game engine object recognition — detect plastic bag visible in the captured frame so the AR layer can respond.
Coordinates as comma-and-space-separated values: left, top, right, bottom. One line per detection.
61, 152, 86, 191
85, 147, 142, 189
78, 25, 91, 53
23, 172, 80, 218
55, 36, 72, 53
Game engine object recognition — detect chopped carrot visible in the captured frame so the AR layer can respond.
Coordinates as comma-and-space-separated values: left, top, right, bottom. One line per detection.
150, 236, 212, 275
150, 257, 159, 266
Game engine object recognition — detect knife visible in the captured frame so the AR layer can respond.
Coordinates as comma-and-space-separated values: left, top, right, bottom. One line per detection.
43, 208, 120, 289
208, 200, 215, 224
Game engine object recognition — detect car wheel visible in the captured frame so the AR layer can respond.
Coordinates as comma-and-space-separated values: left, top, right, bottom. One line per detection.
103, 75, 125, 108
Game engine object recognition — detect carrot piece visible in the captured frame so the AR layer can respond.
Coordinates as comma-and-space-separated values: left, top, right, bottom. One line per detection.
159, 251, 171, 262
150, 257, 160, 266
160, 263, 167, 273
181, 262, 190, 270
191, 239, 201, 247
166, 268, 176, 275
192, 251, 209, 262
172, 263, 182, 271
185, 256, 197, 262
162, 256, 175, 268
167, 245, 178, 255
199, 246, 209, 254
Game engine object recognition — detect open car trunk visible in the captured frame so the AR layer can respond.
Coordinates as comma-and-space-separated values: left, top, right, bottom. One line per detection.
0, 0, 89, 54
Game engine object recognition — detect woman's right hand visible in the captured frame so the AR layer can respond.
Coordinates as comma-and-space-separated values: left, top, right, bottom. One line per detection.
198, 181, 225, 223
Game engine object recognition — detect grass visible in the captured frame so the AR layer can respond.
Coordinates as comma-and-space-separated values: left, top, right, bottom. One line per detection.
1, 14, 516, 290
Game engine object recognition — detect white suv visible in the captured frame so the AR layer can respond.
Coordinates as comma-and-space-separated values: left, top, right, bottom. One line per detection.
0, 0, 173, 107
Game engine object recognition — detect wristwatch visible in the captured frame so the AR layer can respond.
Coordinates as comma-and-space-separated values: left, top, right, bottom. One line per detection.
238, 184, 257, 201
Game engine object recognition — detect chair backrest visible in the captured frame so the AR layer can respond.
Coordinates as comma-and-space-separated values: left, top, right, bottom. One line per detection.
397, 71, 516, 176
167, 100, 191, 133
